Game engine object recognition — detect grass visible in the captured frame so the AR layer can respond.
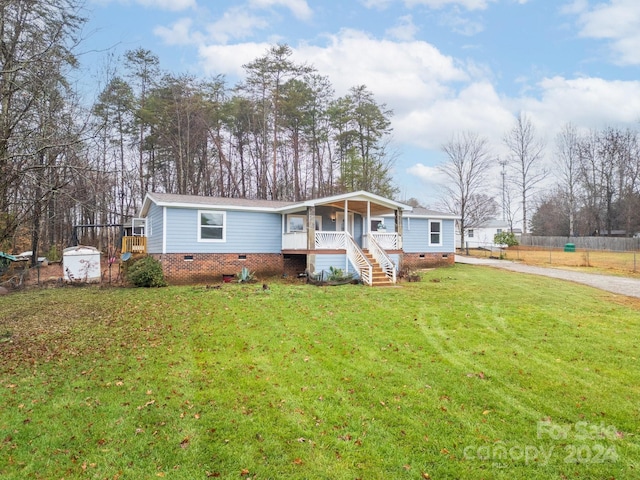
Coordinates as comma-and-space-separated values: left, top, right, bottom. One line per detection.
1, 265, 639, 479
470, 246, 640, 277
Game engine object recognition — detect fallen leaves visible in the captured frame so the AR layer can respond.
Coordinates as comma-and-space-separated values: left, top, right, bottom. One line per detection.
137, 399, 155, 410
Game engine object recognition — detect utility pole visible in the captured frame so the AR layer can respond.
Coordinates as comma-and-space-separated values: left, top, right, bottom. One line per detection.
499, 157, 508, 222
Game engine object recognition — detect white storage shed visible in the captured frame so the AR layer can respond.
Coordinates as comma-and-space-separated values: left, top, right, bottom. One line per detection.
63, 246, 101, 282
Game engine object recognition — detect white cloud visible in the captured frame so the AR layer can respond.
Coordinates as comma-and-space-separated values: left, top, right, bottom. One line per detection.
154, 18, 204, 46
131, 0, 196, 11
560, 0, 589, 15
198, 42, 273, 77
296, 29, 468, 98
360, 0, 497, 11
404, 0, 496, 10
396, 81, 514, 149
249, 0, 313, 20
386, 15, 419, 41
360, 0, 395, 9
205, 7, 270, 44
152, 1, 311, 46
573, 0, 640, 65
521, 76, 640, 134
406, 163, 449, 186
439, 8, 485, 35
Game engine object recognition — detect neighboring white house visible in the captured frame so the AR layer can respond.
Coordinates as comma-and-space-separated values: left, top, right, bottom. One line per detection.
455, 219, 512, 249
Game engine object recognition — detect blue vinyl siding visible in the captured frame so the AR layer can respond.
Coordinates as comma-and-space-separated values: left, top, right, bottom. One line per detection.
388, 253, 401, 269
314, 254, 360, 278
146, 204, 164, 254
163, 207, 282, 253
403, 218, 455, 253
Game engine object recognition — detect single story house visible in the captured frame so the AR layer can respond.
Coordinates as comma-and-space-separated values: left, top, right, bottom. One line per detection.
130, 191, 457, 285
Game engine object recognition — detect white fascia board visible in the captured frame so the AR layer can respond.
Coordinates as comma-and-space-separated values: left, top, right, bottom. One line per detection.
148, 200, 282, 214
409, 213, 460, 220
139, 193, 155, 217
383, 212, 460, 220
276, 190, 413, 212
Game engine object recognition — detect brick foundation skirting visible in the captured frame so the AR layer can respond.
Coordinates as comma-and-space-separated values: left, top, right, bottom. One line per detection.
151, 253, 285, 285
150, 251, 454, 285
401, 252, 455, 270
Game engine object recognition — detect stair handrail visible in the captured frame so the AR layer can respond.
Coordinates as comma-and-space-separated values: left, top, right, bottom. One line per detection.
367, 234, 397, 284
345, 233, 373, 286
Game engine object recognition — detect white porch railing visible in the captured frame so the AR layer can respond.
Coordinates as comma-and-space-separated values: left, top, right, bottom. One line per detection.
368, 232, 400, 250
283, 231, 351, 250
315, 231, 347, 249
367, 234, 396, 284
282, 232, 308, 250
345, 233, 372, 286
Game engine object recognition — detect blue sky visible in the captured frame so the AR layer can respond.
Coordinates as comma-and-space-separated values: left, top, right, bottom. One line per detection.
81, 0, 640, 206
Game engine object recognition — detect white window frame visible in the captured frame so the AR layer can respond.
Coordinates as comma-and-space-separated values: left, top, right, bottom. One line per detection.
132, 218, 146, 236
198, 210, 226, 242
371, 217, 385, 232
429, 220, 442, 246
467, 229, 474, 238
288, 214, 322, 233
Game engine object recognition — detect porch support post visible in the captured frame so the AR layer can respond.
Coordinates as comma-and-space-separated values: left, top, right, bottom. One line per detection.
395, 208, 404, 249
306, 206, 316, 274
344, 200, 348, 271
343, 200, 348, 232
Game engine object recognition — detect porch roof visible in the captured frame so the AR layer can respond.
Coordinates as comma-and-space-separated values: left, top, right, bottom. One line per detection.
277, 191, 413, 216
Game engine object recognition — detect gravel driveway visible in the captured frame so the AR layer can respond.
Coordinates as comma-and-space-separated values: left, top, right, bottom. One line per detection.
455, 255, 640, 299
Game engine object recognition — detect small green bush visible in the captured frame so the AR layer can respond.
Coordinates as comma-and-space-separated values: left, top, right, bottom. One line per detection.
126, 256, 167, 287
327, 266, 354, 282
494, 231, 519, 247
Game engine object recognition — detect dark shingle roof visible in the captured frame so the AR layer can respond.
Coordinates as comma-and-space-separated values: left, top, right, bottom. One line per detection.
147, 192, 297, 209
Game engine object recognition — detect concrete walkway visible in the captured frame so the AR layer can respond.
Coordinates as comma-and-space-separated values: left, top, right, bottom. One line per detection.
455, 255, 640, 299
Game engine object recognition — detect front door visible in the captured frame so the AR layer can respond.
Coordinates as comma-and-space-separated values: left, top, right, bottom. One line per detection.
336, 212, 355, 236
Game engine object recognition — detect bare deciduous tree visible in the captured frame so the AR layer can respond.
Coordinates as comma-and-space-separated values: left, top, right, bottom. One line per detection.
438, 131, 497, 249
503, 112, 548, 234
555, 123, 580, 237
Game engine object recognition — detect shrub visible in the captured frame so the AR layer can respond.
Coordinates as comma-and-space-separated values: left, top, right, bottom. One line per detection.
237, 266, 255, 283
126, 256, 167, 287
327, 266, 354, 282
494, 231, 519, 247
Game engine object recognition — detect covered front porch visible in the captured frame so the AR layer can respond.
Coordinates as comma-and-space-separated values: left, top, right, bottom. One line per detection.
282, 230, 401, 251
279, 192, 410, 286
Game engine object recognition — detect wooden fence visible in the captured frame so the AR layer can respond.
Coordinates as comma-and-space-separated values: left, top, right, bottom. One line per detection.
519, 235, 640, 252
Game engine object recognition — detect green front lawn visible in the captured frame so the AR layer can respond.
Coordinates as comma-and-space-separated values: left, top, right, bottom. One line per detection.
1, 265, 638, 479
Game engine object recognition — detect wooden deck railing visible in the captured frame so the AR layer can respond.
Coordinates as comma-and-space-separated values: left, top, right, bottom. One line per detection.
121, 236, 147, 254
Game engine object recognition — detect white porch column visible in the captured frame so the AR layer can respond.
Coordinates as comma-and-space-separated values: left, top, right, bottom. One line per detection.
366, 201, 371, 249
344, 199, 348, 271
